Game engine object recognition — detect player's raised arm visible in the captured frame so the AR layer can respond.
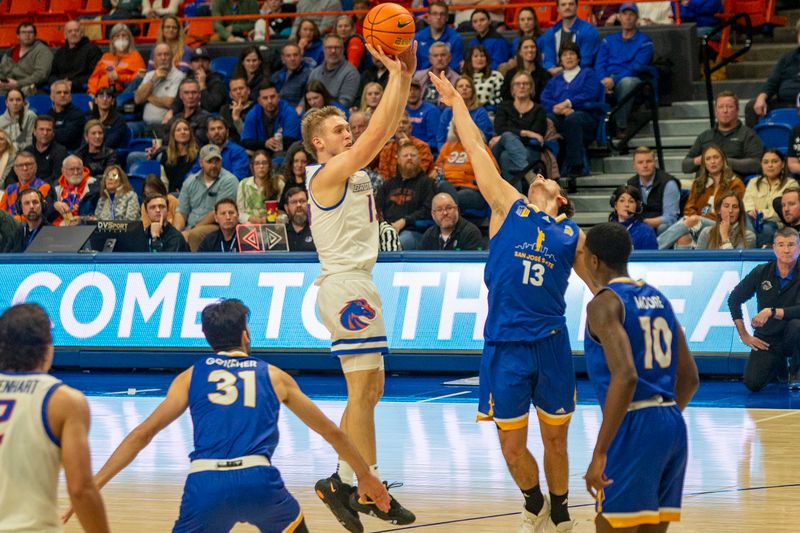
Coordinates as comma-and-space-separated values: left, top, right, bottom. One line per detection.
269, 366, 390, 512
311, 42, 416, 191
50, 386, 110, 533
583, 290, 638, 500
673, 321, 699, 411
572, 230, 598, 295
94, 369, 192, 490
427, 71, 521, 218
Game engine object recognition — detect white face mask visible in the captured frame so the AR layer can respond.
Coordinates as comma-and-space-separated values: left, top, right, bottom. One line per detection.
113, 38, 129, 52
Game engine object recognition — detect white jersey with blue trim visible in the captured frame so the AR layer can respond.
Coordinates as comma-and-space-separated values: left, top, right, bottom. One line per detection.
306, 164, 379, 281
0, 372, 63, 532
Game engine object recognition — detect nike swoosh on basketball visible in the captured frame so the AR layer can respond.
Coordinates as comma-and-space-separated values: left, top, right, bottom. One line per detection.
330, 482, 337, 493
397, 20, 412, 28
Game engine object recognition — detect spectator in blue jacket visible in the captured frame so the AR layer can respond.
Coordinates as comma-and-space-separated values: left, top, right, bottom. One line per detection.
467, 9, 511, 71
406, 78, 441, 150
270, 43, 311, 109
538, 0, 601, 74
595, 4, 654, 137
294, 18, 324, 68
540, 42, 604, 190
240, 82, 301, 155
191, 117, 251, 180
608, 184, 658, 250
436, 76, 493, 149
415, 1, 464, 72
673, 0, 723, 32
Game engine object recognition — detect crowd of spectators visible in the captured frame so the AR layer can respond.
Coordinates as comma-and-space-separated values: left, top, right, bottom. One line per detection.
0, 1, 797, 257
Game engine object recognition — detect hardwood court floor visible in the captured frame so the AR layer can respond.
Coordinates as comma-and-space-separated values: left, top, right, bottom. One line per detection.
59, 397, 800, 532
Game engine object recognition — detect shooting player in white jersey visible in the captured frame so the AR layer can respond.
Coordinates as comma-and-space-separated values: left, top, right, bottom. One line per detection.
0, 303, 109, 533
300, 41, 418, 532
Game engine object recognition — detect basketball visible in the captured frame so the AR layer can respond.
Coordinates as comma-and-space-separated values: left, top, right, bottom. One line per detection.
362, 2, 415, 56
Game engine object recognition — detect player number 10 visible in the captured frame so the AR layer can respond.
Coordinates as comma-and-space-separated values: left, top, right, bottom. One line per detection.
522, 260, 545, 286
207, 370, 257, 408
638, 316, 673, 369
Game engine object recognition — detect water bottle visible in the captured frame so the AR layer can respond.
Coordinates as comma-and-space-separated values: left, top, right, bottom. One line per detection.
754, 211, 764, 234
435, 163, 445, 185
273, 127, 283, 152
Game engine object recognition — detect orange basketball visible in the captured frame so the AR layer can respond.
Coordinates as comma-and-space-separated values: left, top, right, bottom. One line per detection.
362, 3, 415, 56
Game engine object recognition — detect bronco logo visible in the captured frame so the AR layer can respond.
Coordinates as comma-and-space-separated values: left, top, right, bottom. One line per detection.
339, 298, 376, 331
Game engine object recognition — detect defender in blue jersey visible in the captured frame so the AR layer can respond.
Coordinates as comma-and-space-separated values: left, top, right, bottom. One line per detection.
583, 224, 699, 532
70, 300, 389, 532
429, 72, 597, 533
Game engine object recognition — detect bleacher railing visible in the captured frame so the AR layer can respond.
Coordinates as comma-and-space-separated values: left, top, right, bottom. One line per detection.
701, 12, 754, 129
604, 77, 665, 169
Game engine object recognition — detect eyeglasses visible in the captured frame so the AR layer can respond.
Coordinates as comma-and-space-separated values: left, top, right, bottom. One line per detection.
14, 162, 34, 169
433, 206, 457, 214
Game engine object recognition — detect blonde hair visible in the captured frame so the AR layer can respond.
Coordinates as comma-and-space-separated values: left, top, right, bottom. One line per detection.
0, 129, 17, 159
157, 15, 186, 69
83, 119, 103, 138
359, 82, 383, 115
691, 144, 736, 198
301, 106, 346, 156
166, 118, 199, 166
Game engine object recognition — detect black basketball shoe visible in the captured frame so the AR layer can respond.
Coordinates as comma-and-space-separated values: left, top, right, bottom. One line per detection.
349, 481, 416, 525
315, 473, 363, 533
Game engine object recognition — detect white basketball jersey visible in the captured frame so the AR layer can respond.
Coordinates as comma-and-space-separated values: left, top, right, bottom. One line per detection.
307, 164, 379, 281
0, 372, 63, 532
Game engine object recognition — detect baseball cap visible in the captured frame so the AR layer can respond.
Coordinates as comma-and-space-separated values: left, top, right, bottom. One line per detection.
191, 47, 211, 60
619, 3, 639, 15
200, 144, 222, 161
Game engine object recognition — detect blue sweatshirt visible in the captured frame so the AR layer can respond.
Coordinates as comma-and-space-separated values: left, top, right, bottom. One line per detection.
303, 39, 324, 68
673, 0, 722, 28
540, 68, 604, 114
241, 99, 301, 145
538, 18, 600, 70
437, 106, 493, 149
616, 216, 658, 250
595, 30, 654, 83
415, 25, 464, 71
407, 101, 441, 149
468, 30, 511, 71
190, 140, 251, 180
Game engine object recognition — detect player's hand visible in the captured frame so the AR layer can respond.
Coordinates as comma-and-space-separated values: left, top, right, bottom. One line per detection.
750, 308, 773, 329
427, 70, 459, 107
742, 332, 769, 351
365, 43, 402, 76
584, 452, 612, 500
397, 40, 417, 76
61, 506, 75, 524
357, 473, 390, 513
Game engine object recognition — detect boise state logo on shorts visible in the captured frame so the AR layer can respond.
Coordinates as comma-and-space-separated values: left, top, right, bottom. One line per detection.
339, 298, 376, 331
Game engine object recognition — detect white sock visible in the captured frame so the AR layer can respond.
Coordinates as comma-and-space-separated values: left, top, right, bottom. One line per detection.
337, 460, 355, 486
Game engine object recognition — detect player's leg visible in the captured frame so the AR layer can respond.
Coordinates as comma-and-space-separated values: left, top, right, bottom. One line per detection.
341, 362, 384, 465
242, 467, 308, 533
478, 341, 549, 531
532, 330, 576, 531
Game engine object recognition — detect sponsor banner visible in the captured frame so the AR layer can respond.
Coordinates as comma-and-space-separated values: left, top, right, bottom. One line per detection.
0, 257, 762, 354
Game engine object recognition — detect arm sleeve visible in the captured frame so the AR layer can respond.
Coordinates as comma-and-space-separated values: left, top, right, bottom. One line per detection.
403, 177, 435, 226
125, 191, 141, 220
212, 0, 232, 41
594, 39, 610, 79
761, 55, 787, 98
473, 108, 494, 142
726, 130, 764, 177
727, 265, 761, 320
539, 32, 556, 70
201, 75, 227, 112
682, 136, 703, 174
493, 104, 516, 136
661, 180, 681, 226
17, 46, 53, 87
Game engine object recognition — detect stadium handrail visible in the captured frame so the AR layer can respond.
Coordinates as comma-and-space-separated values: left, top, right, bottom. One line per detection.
11, 1, 686, 39
701, 12, 754, 129
604, 76, 664, 168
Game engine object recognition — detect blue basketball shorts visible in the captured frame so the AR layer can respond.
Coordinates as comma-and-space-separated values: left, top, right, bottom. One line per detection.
173, 466, 304, 533
598, 404, 688, 528
477, 329, 576, 430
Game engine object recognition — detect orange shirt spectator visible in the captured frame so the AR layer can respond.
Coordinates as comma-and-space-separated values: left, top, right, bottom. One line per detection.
379, 136, 433, 180
434, 140, 499, 190
87, 25, 146, 95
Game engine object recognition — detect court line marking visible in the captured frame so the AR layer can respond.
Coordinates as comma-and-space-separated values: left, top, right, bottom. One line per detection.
106, 388, 161, 395
753, 410, 800, 424
416, 391, 471, 403
372, 483, 800, 531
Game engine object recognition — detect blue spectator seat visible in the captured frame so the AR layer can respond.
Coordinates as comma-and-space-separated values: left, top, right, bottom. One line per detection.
128, 159, 162, 177
755, 122, 792, 152
763, 108, 800, 128
127, 174, 146, 202
26, 94, 52, 115
211, 56, 238, 82
0, 96, 5, 115
72, 93, 93, 112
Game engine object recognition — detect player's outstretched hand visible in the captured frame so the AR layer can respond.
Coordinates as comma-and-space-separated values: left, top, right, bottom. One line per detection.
584, 452, 613, 500
61, 506, 74, 524
427, 71, 459, 107
358, 472, 391, 513
397, 40, 417, 76
365, 43, 402, 77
